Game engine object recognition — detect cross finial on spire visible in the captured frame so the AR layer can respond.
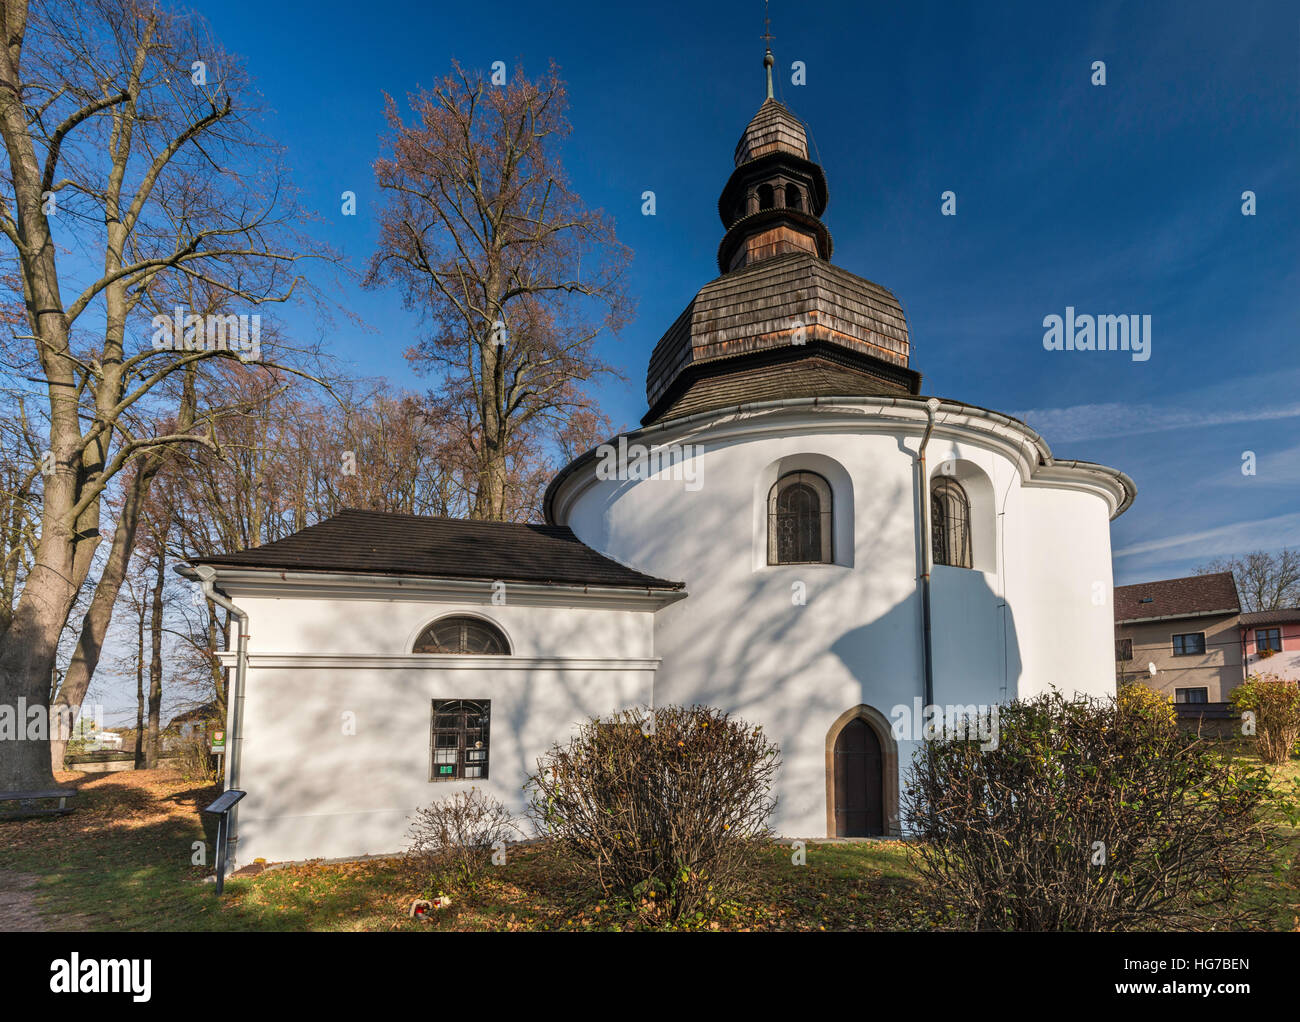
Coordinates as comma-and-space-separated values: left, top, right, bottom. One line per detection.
761, 0, 775, 100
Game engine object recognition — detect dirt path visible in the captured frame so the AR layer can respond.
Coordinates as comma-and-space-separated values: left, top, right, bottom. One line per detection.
0, 870, 50, 931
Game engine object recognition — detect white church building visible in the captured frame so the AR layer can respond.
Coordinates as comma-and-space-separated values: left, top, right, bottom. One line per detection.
183, 62, 1134, 867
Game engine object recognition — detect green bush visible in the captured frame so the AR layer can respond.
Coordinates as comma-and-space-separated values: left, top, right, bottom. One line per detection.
1230, 675, 1300, 765
903, 690, 1277, 931
1116, 681, 1176, 727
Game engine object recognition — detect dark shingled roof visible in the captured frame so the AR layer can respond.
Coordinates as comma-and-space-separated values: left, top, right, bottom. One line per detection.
1240, 607, 1300, 626
646, 251, 915, 411
734, 98, 808, 165
645, 347, 917, 425
194, 509, 683, 590
1114, 571, 1240, 623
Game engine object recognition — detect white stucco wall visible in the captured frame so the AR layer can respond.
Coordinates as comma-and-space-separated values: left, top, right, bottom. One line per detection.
233, 662, 652, 863
552, 400, 1127, 838
213, 585, 666, 864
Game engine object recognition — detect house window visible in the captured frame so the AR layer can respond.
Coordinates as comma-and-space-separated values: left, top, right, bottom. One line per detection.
785, 184, 802, 210
1115, 638, 1133, 661
430, 699, 491, 780
1256, 628, 1282, 652
768, 471, 832, 564
1171, 632, 1206, 656
758, 183, 775, 210
931, 478, 973, 569
1175, 688, 1208, 704
413, 616, 509, 655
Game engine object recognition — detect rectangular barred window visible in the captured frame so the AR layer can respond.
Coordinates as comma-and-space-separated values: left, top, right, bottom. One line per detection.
429, 699, 491, 781
1115, 638, 1133, 661
1175, 687, 1208, 704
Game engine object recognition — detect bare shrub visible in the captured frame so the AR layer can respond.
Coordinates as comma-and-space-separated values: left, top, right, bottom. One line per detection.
406, 788, 519, 897
903, 690, 1278, 931
175, 729, 220, 783
526, 705, 780, 924
1231, 675, 1300, 765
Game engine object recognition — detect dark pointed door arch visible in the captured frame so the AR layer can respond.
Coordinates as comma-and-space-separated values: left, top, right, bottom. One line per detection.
833, 719, 882, 836
825, 705, 899, 837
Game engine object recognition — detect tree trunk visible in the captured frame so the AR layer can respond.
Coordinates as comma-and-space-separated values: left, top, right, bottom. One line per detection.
472, 320, 510, 520
145, 547, 165, 768
50, 459, 161, 771
0, 6, 95, 790
134, 586, 146, 769
209, 600, 228, 723
0, 557, 77, 789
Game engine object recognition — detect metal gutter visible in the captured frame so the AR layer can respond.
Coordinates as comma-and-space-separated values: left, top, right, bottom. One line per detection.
917, 398, 940, 709
177, 562, 248, 877
1116, 607, 1241, 625
177, 567, 686, 604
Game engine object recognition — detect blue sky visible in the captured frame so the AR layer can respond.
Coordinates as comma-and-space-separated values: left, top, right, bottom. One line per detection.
201, 0, 1298, 587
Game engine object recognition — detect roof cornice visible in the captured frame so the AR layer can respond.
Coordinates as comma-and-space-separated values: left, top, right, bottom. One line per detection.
1115, 608, 1241, 625
544, 395, 1136, 524
174, 564, 687, 609
214, 652, 663, 672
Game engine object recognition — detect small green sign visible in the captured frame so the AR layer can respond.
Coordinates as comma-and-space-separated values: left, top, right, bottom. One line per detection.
211, 730, 226, 752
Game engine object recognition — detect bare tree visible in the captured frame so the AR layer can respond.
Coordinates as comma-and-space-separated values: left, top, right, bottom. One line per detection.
0, 0, 331, 789
365, 60, 630, 521
143, 523, 165, 767
123, 568, 147, 767
1197, 548, 1300, 613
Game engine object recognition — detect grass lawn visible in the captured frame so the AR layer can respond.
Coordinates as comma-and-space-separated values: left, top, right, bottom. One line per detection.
1, 754, 1296, 932
0, 769, 934, 931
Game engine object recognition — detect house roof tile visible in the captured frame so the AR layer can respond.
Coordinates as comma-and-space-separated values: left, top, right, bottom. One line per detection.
1239, 607, 1300, 626
1114, 571, 1240, 622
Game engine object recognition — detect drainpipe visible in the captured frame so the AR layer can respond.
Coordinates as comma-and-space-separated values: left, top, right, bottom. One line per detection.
917, 398, 941, 710
188, 564, 248, 869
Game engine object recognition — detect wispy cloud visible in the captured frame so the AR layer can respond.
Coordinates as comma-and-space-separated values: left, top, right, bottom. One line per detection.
1018, 401, 1300, 443
1016, 368, 1300, 443
1115, 511, 1300, 559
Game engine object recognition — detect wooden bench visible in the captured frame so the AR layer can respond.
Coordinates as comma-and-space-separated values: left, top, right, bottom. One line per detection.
0, 788, 77, 819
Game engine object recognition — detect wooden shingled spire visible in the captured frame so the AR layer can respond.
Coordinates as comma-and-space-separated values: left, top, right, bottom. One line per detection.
640, 32, 923, 426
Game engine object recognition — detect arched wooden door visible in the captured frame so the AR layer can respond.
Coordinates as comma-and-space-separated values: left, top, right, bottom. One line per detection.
833, 717, 884, 836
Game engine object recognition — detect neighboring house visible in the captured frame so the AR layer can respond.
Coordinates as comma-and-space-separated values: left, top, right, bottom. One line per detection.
1114, 572, 1243, 713
1240, 608, 1300, 682
180, 56, 1135, 869
162, 703, 222, 752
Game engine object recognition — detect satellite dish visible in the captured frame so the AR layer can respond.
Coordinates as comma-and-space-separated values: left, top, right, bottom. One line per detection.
1148, 662, 1158, 676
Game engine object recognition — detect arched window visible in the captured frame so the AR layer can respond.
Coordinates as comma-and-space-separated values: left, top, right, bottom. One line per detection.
931, 478, 973, 569
768, 471, 833, 564
413, 616, 510, 654
785, 184, 802, 210
757, 183, 775, 210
